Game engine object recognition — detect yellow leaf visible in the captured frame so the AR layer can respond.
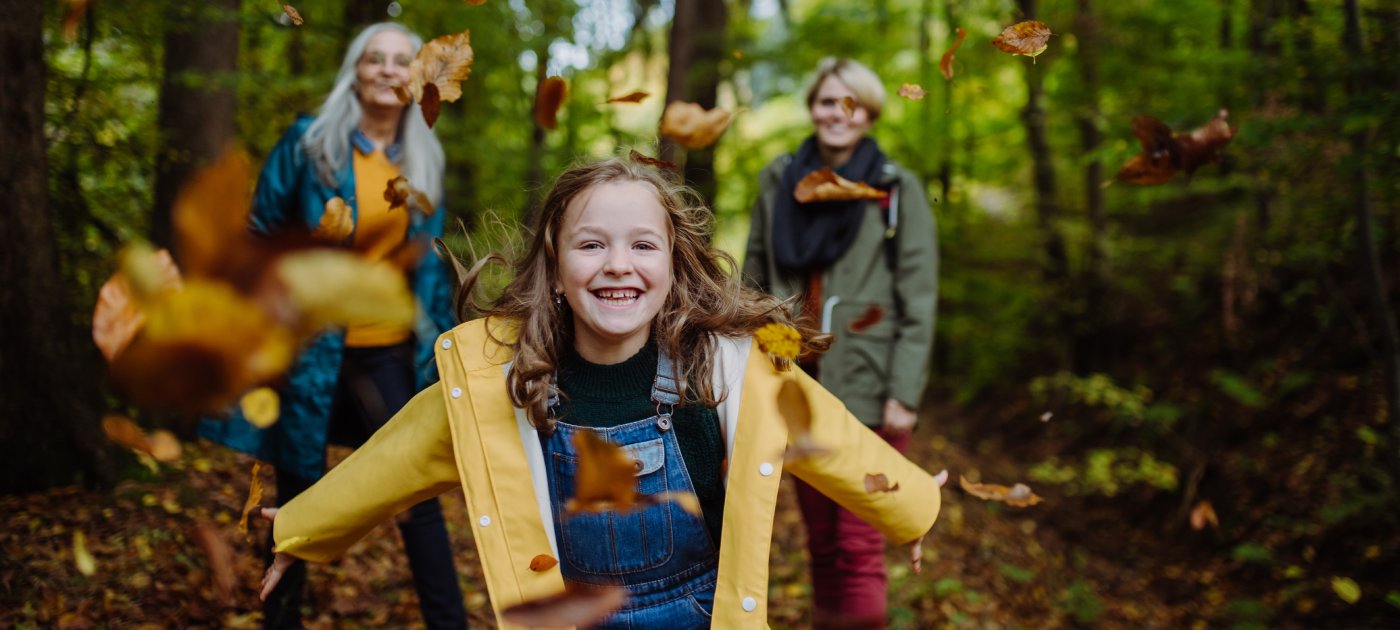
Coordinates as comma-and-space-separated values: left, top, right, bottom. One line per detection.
754, 322, 802, 370
147, 430, 182, 462
274, 250, 415, 331
240, 388, 281, 428
564, 431, 640, 513
898, 83, 927, 99
992, 21, 1054, 59
409, 30, 474, 103
238, 462, 264, 535
1331, 576, 1361, 604
314, 197, 353, 243
73, 531, 96, 576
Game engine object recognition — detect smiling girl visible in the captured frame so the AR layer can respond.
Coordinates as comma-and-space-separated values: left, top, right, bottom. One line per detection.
259, 157, 941, 628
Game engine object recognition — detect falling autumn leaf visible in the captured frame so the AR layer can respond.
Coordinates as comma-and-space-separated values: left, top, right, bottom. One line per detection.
534, 76, 568, 131
314, 197, 353, 243
528, 554, 558, 572
565, 431, 642, 513
420, 82, 442, 128
409, 30, 474, 103
959, 476, 1044, 507
848, 304, 885, 333
628, 149, 677, 171
275, 250, 417, 332
73, 531, 96, 576
840, 96, 857, 118
660, 101, 733, 150
93, 247, 182, 362
147, 430, 182, 462
755, 322, 802, 371
1118, 110, 1236, 185
190, 522, 236, 602
897, 83, 927, 100
604, 90, 649, 104
864, 473, 901, 494
940, 28, 967, 80
793, 168, 889, 204
172, 147, 254, 278
1190, 500, 1219, 531
383, 176, 433, 215
280, 4, 304, 25
501, 584, 627, 629
392, 83, 412, 105
100, 414, 182, 462
778, 379, 828, 461
61, 0, 90, 43
656, 491, 704, 517
240, 387, 280, 428
238, 462, 264, 535
992, 21, 1054, 60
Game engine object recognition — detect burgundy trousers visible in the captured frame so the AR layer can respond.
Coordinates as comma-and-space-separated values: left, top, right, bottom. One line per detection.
795, 427, 912, 629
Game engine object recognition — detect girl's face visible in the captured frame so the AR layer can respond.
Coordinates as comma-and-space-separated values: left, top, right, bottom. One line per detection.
555, 181, 674, 364
809, 74, 872, 154
355, 30, 414, 112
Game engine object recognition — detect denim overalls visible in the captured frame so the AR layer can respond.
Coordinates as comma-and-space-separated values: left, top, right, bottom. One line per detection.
542, 351, 718, 629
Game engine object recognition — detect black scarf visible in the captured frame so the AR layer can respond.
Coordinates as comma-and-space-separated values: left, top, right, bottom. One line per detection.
772, 136, 887, 272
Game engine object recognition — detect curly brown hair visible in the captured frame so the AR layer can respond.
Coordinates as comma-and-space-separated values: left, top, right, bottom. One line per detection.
459, 157, 827, 432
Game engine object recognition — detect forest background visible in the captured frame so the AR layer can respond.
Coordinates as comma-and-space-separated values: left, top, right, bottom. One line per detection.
2, 0, 1398, 627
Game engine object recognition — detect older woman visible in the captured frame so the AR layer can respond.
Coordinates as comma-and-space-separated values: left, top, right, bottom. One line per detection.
198, 22, 465, 629
743, 57, 938, 627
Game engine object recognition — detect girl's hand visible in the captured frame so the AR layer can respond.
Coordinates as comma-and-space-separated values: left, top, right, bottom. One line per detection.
882, 399, 917, 435
258, 508, 294, 601
907, 532, 926, 575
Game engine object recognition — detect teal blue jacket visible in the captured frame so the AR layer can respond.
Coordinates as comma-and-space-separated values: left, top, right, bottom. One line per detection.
197, 116, 454, 480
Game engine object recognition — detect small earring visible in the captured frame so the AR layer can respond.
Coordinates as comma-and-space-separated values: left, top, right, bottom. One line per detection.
553, 293, 562, 306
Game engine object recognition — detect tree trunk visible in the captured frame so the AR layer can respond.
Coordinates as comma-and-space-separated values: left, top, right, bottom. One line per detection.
1072, 0, 1105, 375
937, 0, 957, 204
661, 0, 728, 210
343, 0, 386, 39
524, 43, 552, 226
150, 0, 240, 254
1343, 0, 1400, 475
0, 0, 111, 494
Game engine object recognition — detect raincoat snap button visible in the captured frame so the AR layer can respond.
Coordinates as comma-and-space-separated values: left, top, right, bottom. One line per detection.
656, 416, 672, 432
441, 339, 453, 349
478, 515, 491, 527
759, 463, 774, 476
450, 387, 462, 398
742, 596, 757, 612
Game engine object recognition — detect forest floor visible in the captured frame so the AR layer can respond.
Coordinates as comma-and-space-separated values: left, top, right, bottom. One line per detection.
0, 403, 1340, 629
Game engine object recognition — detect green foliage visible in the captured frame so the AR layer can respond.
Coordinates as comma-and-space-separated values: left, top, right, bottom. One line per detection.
1210, 370, 1267, 408
1029, 448, 1179, 496
1231, 543, 1275, 565
1030, 371, 1152, 423
1057, 579, 1103, 625
996, 562, 1037, 584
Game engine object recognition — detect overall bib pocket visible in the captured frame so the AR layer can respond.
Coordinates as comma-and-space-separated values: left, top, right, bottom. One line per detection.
553, 437, 674, 575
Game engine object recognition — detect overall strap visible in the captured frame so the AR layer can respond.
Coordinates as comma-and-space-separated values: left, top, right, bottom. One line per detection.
651, 351, 682, 411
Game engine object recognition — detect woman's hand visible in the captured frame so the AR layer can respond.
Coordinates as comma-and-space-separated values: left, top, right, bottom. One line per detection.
882, 398, 917, 435
258, 508, 295, 601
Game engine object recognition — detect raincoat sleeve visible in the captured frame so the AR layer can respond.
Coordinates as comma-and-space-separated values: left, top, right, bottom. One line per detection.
272, 381, 461, 563
249, 118, 312, 235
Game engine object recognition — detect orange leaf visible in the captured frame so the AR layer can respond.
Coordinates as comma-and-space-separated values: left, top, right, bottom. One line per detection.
959, 475, 1043, 507
848, 304, 885, 333
409, 30, 474, 103
840, 96, 857, 118
1190, 500, 1219, 531
501, 584, 627, 629
280, 4, 304, 26
420, 82, 441, 128
147, 430, 183, 462
793, 168, 888, 203
660, 101, 732, 150
314, 197, 353, 243
939, 27, 967, 80
528, 554, 558, 572
102, 414, 151, 453
238, 462, 264, 535
1117, 110, 1235, 185
534, 76, 568, 131
392, 84, 412, 105
172, 147, 253, 278
190, 521, 236, 603
864, 473, 901, 494
992, 20, 1054, 60
628, 149, 677, 171
897, 83, 927, 100
565, 431, 640, 513
61, 0, 90, 42
605, 90, 649, 104
93, 247, 182, 362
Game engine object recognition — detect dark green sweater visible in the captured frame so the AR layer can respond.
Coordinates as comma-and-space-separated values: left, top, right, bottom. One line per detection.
556, 339, 726, 544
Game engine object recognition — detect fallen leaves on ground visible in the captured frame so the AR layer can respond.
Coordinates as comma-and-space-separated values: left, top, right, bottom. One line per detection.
940, 27, 967, 79
660, 101, 732, 149
408, 30, 474, 103
72, 531, 96, 576
534, 76, 567, 130
605, 90, 649, 104
501, 584, 627, 629
793, 167, 888, 203
865, 473, 901, 493
899, 83, 928, 99
1117, 109, 1236, 185
993, 21, 1053, 60
959, 475, 1044, 507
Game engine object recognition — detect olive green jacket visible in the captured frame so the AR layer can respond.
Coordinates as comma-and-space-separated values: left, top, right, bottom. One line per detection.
743, 155, 939, 426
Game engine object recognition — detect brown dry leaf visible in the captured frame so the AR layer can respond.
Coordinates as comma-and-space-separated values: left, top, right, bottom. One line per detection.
959, 475, 1044, 507
793, 168, 889, 204
992, 20, 1054, 60
940, 27, 967, 80
1118, 110, 1236, 185
61, 0, 91, 42
528, 554, 558, 572
93, 247, 182, 362
864, 473, 901, 494
848, 305, 885, 333
501, 584, 627, 629
239, 387, 281, 428
409, 30, 474, 103
238, 462, 264, 535
190, 522, 236, 603
102, 414, 151, 453
897, 83, 927, 100
1190, 500, 1219, 531
605, 90, 649, 104
654, 491, 703, 517
280, 4, 304, 25
420, 82, 442, 128
73, 531, 96, 576
628, 149, 677, 171
840, 95, 857, 118
534, 76, 568, 131
565, 431, 640, 513
172, 147, 254, 278
314, 197, 353, 243
384, 176, 412, 211
392, 84, 412, 105
660, 101, 733, 150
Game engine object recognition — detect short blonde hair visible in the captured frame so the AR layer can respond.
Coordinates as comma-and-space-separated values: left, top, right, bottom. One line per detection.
805, 57, 886, 121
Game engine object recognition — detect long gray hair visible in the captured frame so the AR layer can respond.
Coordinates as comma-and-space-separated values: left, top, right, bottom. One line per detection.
302, 22, 444, 205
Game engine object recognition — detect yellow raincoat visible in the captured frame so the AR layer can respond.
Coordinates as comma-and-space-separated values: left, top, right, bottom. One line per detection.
274, 318, 941, 628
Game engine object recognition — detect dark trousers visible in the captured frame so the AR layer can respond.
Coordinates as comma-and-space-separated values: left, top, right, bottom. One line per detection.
263, 341, 468, 629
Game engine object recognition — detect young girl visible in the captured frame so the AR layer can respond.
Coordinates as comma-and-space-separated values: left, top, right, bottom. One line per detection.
260, 158, 941, 628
